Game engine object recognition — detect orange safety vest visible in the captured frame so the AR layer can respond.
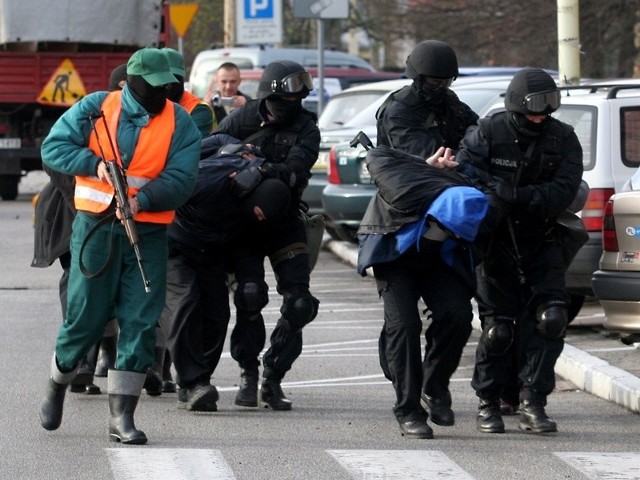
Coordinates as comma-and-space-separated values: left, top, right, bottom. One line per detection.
76, 91, 176, 224
179, 90, 207, 114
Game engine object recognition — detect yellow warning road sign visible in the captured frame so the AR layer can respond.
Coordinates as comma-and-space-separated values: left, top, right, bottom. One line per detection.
170, 3, 200, 37
38, 58, 87, 107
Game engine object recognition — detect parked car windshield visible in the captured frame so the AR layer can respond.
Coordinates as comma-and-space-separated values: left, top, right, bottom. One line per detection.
319, 91, 391, 130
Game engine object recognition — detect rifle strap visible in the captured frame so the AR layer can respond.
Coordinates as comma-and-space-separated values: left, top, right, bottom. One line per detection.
78, 213, 117, 279
243, 125, 278, 145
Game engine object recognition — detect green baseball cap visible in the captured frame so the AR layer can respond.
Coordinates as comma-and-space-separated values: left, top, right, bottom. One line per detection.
127, 48, 177, 87
162, 48, 186, 78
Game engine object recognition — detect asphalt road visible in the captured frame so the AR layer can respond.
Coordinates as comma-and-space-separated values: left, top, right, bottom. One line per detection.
1, 173, 640, 480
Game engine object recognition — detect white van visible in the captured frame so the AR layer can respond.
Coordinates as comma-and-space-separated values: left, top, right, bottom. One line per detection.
188, 46, 375, 99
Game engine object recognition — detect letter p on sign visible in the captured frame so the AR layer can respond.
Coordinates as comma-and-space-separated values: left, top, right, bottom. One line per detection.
247, 0, 272, 18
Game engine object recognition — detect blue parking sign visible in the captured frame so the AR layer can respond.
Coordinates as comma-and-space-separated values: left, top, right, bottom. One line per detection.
236, 0, 282, 44
245, 0, 273, 19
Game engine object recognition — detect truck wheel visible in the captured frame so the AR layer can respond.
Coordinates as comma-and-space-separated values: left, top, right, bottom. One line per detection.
0, 175, 20, 201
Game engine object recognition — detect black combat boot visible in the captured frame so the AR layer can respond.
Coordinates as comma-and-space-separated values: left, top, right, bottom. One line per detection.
95, 335, 117, 377
476, 399, 505, 433
260, 378, 292, 410
398, 417, 434, 439
421, 391, 454, 426
519, 400, 557, 433
235, 368, 259, 407
108, 370, 147, 444
39, 355, 78, 431
143, 347, 165, 396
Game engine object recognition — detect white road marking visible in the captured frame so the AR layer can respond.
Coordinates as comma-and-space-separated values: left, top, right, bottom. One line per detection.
107, 448, 236, 480
103, 448, 637, 479
555, 452, 640, 479
329, 450, 476, 480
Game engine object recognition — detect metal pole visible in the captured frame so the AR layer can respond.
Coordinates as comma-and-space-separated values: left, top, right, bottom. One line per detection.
177, 36, 183, 56
224, 0, 235, 47
317, 18, 325, 116
557, 0, 581, 85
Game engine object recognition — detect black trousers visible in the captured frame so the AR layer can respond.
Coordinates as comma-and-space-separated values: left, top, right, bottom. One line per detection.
471, 235, 568, 403
230, 214, 314, 381
161, 244, 230, 388
373, 246, 473, 422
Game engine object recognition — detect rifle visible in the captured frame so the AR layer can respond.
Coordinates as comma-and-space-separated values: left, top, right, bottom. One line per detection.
89, 112, 151, 293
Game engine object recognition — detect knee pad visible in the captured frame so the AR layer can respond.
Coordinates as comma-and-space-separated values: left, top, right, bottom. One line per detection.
281, 293, 319, 331
536, 302, 568, 339
479, 316, 514, 356
234, 280, 269, 314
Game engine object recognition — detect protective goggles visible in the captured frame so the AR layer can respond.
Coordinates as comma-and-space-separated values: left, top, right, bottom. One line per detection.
425, 77, 453, 88
271, 71, 314, 94
522, 89, 561, 114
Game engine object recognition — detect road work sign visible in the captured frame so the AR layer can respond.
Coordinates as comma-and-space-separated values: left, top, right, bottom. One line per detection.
38, 59, 87, 106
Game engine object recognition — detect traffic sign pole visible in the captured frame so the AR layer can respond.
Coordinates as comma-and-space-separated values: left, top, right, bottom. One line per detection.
169, 3, 200, 54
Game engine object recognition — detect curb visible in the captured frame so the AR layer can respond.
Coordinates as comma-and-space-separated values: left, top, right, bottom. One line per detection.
323, 238, 640, 413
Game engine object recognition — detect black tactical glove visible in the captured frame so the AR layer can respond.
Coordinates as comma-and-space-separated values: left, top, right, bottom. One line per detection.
493, 181, 518, 204
259, 162, 297, 188
230, 167, 263, 198
492, 180, 531, 205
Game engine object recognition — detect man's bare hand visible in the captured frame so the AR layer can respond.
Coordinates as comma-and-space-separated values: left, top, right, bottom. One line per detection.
426, 146, 458, 170
96, 161, 113, 186
233, 95, 247, 109
115, 196, 140, 221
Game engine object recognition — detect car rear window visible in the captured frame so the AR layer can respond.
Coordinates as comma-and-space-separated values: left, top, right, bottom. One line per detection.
621, 107, 640, 167
554, 105, 597, 170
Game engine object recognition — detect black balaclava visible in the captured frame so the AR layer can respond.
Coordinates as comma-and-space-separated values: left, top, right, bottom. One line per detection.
413, 76, 448, 104
166, 74, 185, 103
128, 74, 168, 115
265, 97, 303, 123
510, 112, 551, 138
243, 178, 291, 222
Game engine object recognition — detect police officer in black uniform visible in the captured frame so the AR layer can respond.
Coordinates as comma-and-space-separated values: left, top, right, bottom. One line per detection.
372, 40, 479, 438
456, 68, 583, 434
377, 40, 478, 157
214, 60, 321, 410
159, 135, 291, 412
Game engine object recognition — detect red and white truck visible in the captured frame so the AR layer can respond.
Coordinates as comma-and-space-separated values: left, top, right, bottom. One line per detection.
0, 0, 170, 200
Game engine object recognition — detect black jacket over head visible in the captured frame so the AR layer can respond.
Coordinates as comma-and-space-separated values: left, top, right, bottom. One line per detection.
358, 146, 475, 235
168, 134, 265, 254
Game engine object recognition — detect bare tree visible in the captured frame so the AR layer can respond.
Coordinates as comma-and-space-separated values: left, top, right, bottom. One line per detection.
171, 0, 640, 78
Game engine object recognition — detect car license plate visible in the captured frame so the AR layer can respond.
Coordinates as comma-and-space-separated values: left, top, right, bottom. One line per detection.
0, 138, 21, 149
358, 159, 371, 182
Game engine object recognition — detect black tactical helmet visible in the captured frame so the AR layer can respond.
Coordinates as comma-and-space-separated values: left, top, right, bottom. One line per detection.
256, 60, 313, 100
405, 40, 459, 80
505, 68, 560, 115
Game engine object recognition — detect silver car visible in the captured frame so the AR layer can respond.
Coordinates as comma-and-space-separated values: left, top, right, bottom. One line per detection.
592, 190, 640, 333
